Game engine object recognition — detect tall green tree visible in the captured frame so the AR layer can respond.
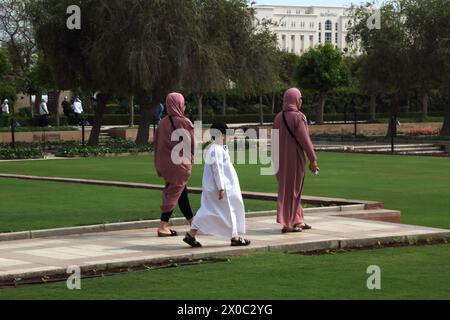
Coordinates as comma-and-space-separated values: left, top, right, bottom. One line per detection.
296, 44, 350, 124
0, 47, 16, 104
348, 0, 450, 133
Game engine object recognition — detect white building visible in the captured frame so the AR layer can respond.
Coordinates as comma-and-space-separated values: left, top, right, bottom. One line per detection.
254, 4, 353, 55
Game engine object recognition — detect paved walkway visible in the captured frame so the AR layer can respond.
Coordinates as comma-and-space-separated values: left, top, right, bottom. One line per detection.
0, 214, 448, 282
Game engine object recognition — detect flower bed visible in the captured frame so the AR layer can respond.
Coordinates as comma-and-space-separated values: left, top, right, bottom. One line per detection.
408, 129, 440, 136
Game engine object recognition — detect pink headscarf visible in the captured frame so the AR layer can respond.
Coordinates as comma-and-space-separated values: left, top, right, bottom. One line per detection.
283, 88, 302, 112
166, 92, 186, 117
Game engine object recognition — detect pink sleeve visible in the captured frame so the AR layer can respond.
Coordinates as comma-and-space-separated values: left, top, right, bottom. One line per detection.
296, 115, 317, 162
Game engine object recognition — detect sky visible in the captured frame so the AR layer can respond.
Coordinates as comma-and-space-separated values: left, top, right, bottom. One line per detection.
254, 0, 362, 7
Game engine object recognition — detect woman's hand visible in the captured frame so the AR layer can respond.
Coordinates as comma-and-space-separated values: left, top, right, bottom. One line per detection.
309, 161, 319, 174
219, 189, 225, 200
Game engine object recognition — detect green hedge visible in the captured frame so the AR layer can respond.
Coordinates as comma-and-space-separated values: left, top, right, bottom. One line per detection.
56, 139, 154, 157
0, 148, 44, 160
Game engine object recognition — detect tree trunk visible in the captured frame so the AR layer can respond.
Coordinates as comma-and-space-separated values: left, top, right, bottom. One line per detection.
421, 93, 429, 120
316, 90, 327, 125
197, 94, 203, 122
259, 95, 264, 125
222, 92, 226, 116
369, 93, 376, 121
135, 91, 163, 146
34, 94, 42, 119
129, 95, 135, 128
55, 90, 61, 127
29, 94, 34, 118
87, 93, 109, 146
441, 102, 450, 136
271, 91, 276, 114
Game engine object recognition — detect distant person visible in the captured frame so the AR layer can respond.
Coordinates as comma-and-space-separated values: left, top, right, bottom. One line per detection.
273, 88, 319, 233
154, 92, 195, 237
0, 99, 10, 127
1, 99, 9, 115
73, 97, 84, 125
62, 96, 73, 117
153, 102, 165, 136
39, 98, 50, 127
154, 103, 165, 126
183, 122, 250, 248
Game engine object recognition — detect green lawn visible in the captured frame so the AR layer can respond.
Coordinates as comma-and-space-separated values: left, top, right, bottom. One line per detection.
2, 245, 449, 300
1, 152, 449, 230
0, 152, 449, 300
0, 178, 276, 233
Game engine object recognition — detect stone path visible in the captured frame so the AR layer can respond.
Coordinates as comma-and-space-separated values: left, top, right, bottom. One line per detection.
0, 214, 448, 282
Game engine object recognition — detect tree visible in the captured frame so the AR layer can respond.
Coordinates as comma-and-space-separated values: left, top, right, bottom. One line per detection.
0, 0, 37, 114
296, 44, 350, 124
0, 47, 16, 104
272, 51, 301, 113
347, 0, 450, 133
402, 0, 450, 120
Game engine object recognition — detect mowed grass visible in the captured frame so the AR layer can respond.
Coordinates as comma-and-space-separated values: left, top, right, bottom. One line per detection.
0, 153, 449, 300
0, 152, 449, 229
0, 178, 276, 233
1, 245, 449, 300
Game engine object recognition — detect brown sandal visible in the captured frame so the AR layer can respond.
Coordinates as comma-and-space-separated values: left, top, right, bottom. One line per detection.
282, 226, 302, 234
157, 229, 178, 237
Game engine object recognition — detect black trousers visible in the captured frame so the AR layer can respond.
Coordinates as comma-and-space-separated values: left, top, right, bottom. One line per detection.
160, 186, 194, 223
39, 114, 48, 127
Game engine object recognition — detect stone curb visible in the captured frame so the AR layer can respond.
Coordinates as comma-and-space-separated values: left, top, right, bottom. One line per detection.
1, 232, 448, 282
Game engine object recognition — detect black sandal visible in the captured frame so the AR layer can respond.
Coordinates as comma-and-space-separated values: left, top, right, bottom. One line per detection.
282, 226, 302, 234
231, 238, 251, 247
183, 233, 202, 248
157, 229, 178, 237
296, 224, 312, 230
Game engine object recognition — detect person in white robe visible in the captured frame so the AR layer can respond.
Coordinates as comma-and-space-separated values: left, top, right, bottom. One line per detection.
1, 99, 9, 115
183, 122, 251, 248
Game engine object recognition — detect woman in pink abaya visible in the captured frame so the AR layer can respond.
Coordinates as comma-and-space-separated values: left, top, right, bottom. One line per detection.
154, 92, 196, 237
273, 88, 319, 233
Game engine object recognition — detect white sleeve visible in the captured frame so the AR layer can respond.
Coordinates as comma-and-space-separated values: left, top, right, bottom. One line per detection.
210, 148, 225, 191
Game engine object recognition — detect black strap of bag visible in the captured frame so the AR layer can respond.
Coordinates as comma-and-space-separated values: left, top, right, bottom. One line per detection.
282, 111, 302, 148
169, 116, 183, 142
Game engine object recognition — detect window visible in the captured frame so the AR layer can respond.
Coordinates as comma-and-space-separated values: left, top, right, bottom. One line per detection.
291, 21, 296, 28
296, 10, 301, 14
310, 35, 314, 47
282, 35, 286, 50
310, 22, 314, 29
287, 9, 291, 14
335, 22, 339, 31
335, 33, 338, 44
318, 33, 322, 43
318, 22, 321, 30
325, 20, 332, 31
325, 32, 332, 44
